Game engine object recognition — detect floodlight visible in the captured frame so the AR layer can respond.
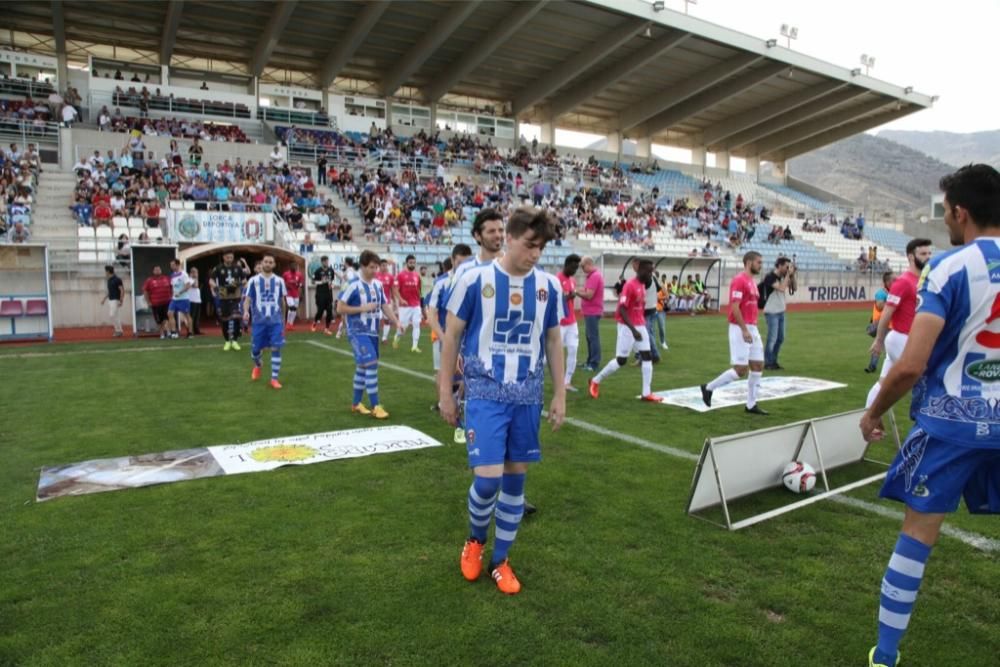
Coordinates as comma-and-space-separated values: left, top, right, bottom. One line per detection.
652, 1, 665, 10
903, 86, 913, 94
766, 38, 777, 48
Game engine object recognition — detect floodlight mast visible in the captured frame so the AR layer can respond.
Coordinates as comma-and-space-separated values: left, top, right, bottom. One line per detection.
780, 24, 798, 49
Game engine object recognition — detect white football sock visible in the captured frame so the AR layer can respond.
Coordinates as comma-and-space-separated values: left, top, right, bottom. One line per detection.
641, 360, 653, 396
747, 371, 763, 408
707, 368, 740, 391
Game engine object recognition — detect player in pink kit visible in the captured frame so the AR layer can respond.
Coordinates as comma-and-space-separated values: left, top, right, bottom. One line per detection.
375, 258, 396, 343
700, 251, 769, 414
393, 254, 423, 352
589, 259, 663, 402
557, 254, 582, 391
281, 263, 305, 331
865, 238, 933, 408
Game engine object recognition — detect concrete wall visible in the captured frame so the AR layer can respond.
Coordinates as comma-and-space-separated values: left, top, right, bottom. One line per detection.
61, 128, 283, 171
904, 217, 952, 249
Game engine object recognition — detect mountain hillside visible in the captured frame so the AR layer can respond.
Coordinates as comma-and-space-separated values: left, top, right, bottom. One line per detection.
878, 129, 1000, 170
785, 133, 955, 216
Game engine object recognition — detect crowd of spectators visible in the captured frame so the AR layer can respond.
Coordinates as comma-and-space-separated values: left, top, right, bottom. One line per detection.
68, 137, 324, 230
111, 85, 253, 120
0, 143, 41, 243
94, 105, 249, 142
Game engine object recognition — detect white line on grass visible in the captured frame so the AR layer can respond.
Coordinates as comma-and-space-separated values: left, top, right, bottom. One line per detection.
0, 343, 222, 359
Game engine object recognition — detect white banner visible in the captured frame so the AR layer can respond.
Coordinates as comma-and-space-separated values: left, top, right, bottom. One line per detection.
37, 426, 442, 501
167, 210, 274, 244
207, 426, 442, 475
646, 376, 847, 412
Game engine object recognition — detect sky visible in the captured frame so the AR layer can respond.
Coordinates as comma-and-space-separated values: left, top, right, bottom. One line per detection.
680, 0, 998, 134
530, 0, 997, 154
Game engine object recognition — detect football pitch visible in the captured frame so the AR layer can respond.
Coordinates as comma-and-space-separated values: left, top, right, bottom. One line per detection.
2, 311, 998, 666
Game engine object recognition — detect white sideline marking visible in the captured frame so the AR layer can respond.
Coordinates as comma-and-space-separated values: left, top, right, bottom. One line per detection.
326, 341, 1000, 553
0, 343, 221, 359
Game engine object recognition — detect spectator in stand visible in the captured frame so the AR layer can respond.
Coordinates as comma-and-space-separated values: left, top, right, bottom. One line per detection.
115, 234, 131, 265
60, 103, 78, 127
189, 137, 204, 166
102, 264, 125, 337
98, 106, 111, 131
269, 144, 284, 169
142, 265, 173, 338
317, 155, 328, 186
5, 220, 30, 243
577, 256, 604, 372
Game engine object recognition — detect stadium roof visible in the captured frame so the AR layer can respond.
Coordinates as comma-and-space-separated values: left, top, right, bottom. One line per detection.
4, 0, 933, 161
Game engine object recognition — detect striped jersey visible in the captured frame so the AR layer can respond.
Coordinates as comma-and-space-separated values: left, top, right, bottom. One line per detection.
245, 274, 286, 325
447, 260, 562, 404
449, 253, 491, 290
339, 277, 388, 337
911, 238, 1000, 447
428, 271, 452, 330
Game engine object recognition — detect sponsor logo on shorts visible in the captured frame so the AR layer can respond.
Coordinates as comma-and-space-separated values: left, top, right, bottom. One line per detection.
467, 429, 475, 445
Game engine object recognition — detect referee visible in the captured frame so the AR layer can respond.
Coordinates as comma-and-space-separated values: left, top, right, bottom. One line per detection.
311, 255, 336, 335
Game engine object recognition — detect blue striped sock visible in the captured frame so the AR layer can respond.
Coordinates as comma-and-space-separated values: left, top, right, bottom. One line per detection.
490, 472, 526, 567
353, 368, 365, 405
365, 366, 379, 407
270, 351, 281, 380
251, 347, 262, 367
875, 533, 932, 665
467, 475, 500, 543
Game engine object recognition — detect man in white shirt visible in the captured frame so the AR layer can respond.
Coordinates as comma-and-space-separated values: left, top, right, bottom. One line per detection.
60, 103, 78, 127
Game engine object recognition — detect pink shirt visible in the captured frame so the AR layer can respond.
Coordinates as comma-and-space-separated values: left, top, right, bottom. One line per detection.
580, 269, 605, 317
396, 270, 422, 307
558, 272, 576, 325
728, 272, 759, 326
616, 278, 646, 326
375, 271, 394, 295
887, 271, 919, 334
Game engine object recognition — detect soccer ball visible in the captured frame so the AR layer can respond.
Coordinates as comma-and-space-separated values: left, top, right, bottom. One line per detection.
781, 461, 817, 494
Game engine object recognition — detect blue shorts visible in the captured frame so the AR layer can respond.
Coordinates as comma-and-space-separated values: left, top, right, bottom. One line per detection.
251, 321, 285, 350
349, 334, 379, 366
168, 299, 190, 314
880, 426, 1000, 514
464, 399, 542, 468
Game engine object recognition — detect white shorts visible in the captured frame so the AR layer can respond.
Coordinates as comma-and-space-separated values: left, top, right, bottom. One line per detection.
728, 323, 764, 365
560, 323, 579, 348
433, 338, 441, 371
879, 330, 908, 380
285, 296, 299, 308
615, 322, 650, 358
399, 306, 422, 329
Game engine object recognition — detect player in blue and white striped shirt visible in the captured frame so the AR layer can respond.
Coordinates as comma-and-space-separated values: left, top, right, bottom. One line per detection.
242, 254, 286, 389
427, 244, 473, 444
440, 208, 565, 595
337, 250, 400, 420
861, 164, 1000, 667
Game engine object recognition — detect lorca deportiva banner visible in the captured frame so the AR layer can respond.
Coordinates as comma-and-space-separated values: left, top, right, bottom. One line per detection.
167, 209, 274, 243
36, 426, 441, 501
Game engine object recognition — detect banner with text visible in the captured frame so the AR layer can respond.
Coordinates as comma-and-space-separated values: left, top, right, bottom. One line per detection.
167, 210, 274, 244
37, 426, 441, 501
646, 376, 847, 412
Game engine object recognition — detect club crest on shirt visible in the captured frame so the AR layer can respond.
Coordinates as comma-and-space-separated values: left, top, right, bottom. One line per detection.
482, 285, 495, 299
510, 293, 523, 306
536, 288, 548, 302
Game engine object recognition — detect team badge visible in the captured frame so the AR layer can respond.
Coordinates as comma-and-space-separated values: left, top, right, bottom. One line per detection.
510, 293, 523, 305
536, 288, 548, 302
482, 285, 495, 298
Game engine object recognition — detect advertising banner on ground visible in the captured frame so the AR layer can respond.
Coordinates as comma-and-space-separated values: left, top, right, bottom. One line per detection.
167, 210, 274, 244
648, 376, 847, 412
37, 426, 442, 501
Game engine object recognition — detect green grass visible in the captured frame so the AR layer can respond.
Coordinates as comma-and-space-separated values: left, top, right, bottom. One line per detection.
1, 311, 998, 666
